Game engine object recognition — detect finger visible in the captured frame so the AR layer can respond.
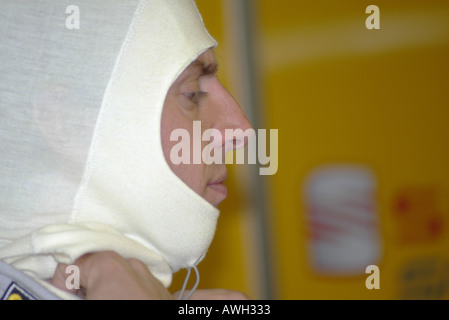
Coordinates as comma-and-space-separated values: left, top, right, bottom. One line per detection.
50, 263, 80, 295
126, 258, 174, 300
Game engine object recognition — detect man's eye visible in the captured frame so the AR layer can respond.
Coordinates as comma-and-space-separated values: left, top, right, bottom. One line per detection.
185, 91, 207, 104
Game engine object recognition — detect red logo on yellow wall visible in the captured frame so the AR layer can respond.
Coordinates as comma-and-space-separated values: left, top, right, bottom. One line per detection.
393, 186, 444, 245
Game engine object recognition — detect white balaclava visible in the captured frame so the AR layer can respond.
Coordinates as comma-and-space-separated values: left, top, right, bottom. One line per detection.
0, 0, 219, 297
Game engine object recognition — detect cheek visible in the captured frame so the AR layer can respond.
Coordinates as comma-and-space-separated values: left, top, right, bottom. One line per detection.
160, 98, 184, 164
170, 162, 206, 196
160, 119, 174, 163
160, 111, 209, 198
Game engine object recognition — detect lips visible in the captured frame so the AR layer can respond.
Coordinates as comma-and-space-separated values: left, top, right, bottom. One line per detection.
209, 170, 228, 185
207, 182, 228, 196
207, 171, 228, 196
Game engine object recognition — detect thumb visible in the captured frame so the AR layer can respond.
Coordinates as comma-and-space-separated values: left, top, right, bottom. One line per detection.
50, 263, 82, 297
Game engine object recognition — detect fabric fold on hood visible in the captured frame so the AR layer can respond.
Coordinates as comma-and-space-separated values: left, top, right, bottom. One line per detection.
0, 0, 219, 297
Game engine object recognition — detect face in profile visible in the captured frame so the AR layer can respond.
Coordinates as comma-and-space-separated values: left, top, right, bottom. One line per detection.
161, 49, 252, 207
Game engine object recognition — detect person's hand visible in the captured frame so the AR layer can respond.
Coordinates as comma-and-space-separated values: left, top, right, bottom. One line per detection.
51, 251, 252, 300
51, 251, 173, 300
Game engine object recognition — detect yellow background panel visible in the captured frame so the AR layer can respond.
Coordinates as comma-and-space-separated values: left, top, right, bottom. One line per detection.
173, 0, 449, 300
256, 0, 449, 299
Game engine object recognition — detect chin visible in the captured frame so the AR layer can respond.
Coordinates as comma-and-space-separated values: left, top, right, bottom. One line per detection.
204, 185, 228, 208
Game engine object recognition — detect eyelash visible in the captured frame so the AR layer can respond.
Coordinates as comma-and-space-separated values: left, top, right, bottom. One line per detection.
185, 91, 207, 104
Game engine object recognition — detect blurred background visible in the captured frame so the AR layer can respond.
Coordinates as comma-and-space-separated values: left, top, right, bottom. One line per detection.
171, 0, 449, 299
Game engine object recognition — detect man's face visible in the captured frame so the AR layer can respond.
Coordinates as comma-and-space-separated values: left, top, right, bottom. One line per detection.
161, 49, 252, 207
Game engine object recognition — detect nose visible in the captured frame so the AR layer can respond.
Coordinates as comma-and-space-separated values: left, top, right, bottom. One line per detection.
211, 81, 253, 153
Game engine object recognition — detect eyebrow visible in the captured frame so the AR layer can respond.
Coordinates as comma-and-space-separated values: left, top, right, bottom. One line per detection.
188, 59, 219, 78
